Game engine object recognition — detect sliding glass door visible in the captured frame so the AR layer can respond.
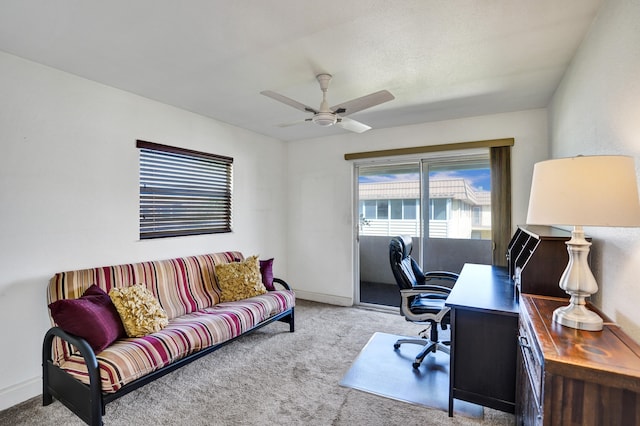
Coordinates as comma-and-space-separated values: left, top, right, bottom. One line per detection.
356, 150, 492, 308
357, 162, 421, 308
421, 154, 492, 273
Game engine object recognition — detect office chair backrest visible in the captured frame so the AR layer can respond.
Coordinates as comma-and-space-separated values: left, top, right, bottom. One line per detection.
389, 235, 421, 290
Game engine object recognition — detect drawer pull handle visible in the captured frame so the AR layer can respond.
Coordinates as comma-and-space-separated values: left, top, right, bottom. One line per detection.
518, 335, 532, 350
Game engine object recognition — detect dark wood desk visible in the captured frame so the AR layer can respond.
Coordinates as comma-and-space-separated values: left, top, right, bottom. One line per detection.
446, 263, 519, 416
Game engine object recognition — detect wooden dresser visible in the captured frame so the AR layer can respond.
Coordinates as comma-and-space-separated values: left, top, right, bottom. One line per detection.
517, 294, 640, 425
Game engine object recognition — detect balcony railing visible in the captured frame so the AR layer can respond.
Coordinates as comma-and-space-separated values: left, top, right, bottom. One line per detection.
359, 219, 450, 238
359, 235, 492, 287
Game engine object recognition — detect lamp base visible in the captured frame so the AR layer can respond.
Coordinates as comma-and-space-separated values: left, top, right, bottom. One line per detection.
552, 225, 603, 331
553, 303, 603, 331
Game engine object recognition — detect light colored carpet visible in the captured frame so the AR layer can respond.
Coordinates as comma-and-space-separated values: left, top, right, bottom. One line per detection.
0, 300, 515, 425
340, 332, 483, 418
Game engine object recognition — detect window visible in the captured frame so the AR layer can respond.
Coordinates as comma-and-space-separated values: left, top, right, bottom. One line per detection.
390, 199, 403, 219
137, 140, 233, 239
429, 198, 448, 220
376, 200, 389, 219
403, 199, 417, 220
360, 198, 419, 221
362, 200, 376, 218
472, 206, 482, 226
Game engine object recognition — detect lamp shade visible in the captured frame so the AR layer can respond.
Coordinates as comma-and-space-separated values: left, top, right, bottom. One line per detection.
526, 155, 640, 227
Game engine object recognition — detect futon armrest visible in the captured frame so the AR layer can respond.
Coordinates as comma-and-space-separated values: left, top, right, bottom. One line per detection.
272, 277, 292, 291
43, 327, 101, 394
43, 327, 105, 423
43, 327, 99, 369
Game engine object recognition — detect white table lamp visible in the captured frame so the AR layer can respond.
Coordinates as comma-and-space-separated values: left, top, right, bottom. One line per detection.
526, 155, 640, 331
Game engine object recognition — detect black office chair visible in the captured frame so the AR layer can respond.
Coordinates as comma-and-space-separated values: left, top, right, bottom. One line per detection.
389, 235, 459, 368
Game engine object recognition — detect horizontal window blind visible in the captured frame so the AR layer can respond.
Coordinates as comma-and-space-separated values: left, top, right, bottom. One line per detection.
137, 140, 233, 239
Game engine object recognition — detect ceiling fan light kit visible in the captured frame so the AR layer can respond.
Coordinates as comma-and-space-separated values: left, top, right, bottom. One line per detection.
261, 73, 394, 133
312, 112, 337, 126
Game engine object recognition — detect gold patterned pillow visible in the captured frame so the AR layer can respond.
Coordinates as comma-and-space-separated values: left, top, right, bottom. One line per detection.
215, 255, 267, 302
109, 284, 168, 337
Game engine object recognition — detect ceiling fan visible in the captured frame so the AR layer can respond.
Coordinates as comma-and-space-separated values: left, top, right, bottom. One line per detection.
261, 74, 394, 133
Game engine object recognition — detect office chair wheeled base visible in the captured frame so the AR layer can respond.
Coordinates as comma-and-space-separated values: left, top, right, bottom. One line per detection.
394, 338, 450, 368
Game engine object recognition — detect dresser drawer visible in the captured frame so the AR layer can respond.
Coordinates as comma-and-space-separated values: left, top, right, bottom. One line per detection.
518, 319, 542, 407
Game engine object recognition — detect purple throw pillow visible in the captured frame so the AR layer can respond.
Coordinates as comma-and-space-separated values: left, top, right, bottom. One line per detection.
259, 258, 275, 291
48, 284, 125, 353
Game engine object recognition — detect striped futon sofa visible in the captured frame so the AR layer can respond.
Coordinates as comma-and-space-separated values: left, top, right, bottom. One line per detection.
42, 251, 295, 426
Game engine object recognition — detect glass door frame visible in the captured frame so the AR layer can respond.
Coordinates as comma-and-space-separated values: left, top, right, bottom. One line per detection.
353, 159, 423, 309
353, 148, 492, 307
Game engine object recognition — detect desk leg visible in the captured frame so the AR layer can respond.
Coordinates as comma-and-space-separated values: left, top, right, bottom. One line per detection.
448, 308, 456, 417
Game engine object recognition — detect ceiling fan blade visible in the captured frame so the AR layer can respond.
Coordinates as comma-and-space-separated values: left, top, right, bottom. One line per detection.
337, 117, 371, 133
276, 119, 308, 128
261, 90, 318, 114
331, 90, 394, 116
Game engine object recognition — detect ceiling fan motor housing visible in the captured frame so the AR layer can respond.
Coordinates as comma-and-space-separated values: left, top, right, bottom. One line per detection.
312, 111, 337, 126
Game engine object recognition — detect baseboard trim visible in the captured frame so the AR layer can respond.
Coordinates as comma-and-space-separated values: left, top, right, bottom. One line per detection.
0, 376, 40, 411
294, 290, 352, 307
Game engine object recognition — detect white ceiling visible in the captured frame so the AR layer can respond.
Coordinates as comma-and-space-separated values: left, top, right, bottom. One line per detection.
0, 0, 603, 142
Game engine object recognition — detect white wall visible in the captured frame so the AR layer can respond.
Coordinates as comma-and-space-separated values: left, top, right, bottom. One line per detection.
549, 0, 640, 341
0, 51, 288, 409
11, 0, 638, 407
287, 109, 549, 305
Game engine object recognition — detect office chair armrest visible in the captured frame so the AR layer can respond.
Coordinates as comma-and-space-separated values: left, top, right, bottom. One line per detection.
424, 271, 459, 282
401, 285, 451, 297
399, 289, 451, 323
